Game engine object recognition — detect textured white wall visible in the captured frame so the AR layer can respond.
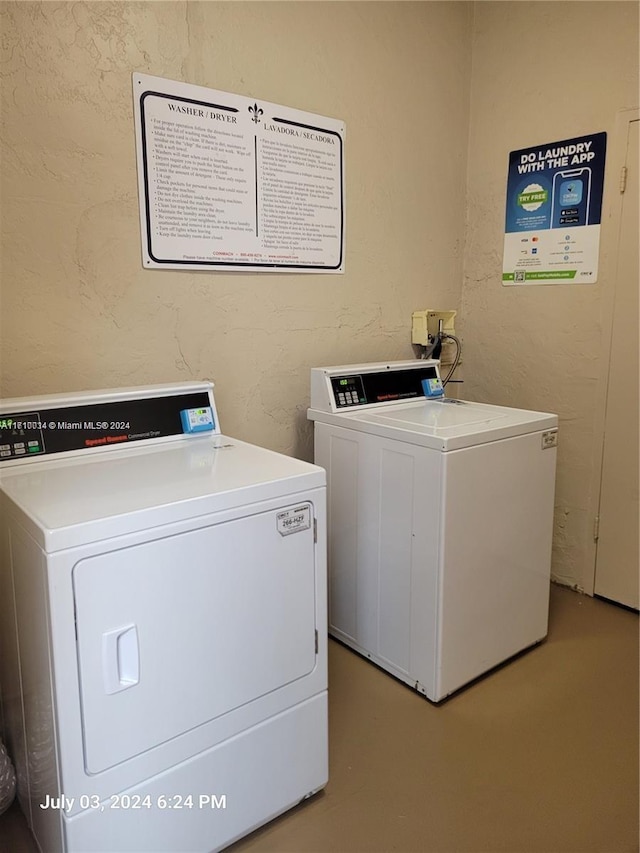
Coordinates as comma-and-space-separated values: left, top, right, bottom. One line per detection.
0, 1, 472, 460
460, 1, 639, 591
4, 1, 633, 593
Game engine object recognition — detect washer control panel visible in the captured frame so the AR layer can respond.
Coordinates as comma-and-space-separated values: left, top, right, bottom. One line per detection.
328, 364, 441, 409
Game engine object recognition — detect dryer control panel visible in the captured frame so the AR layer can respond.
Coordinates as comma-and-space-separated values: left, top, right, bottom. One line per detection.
311, 360, 443, 413
0, 383, 219, 466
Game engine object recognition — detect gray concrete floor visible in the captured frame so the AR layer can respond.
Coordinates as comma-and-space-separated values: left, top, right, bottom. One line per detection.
1, 584, 638, 853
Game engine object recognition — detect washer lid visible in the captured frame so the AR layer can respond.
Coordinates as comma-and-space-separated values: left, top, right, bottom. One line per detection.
0, 435, 325, 552
309, 398, 558, 451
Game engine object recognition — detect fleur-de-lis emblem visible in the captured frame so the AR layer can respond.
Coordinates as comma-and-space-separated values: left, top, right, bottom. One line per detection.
249, 103, 263, 124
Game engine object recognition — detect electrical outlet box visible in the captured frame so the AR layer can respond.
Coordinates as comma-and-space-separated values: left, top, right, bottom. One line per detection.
411, 310, 457, 346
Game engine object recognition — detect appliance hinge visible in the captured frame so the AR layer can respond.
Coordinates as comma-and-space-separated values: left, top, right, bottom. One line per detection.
620, 165, 628, 194
313, 517, 317, 543
315, 629, 318, 654
593, 515, 600, 542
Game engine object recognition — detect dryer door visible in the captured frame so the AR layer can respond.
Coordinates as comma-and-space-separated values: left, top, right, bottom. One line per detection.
73, 502, 317, 773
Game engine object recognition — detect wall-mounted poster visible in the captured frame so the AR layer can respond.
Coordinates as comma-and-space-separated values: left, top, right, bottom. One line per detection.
502, 132, 606, 285
133, 73, 345, 273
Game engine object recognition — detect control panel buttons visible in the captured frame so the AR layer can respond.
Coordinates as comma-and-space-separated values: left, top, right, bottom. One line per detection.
332, 375, 367, 408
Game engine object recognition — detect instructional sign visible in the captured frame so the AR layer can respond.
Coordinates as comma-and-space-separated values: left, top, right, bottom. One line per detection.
133, 73, 345, 272
503, 132, 606, 285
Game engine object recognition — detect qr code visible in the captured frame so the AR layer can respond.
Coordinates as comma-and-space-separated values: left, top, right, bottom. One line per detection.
514, 270, 526, 282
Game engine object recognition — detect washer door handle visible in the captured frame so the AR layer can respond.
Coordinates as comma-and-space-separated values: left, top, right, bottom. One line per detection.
102, 625, 140, 694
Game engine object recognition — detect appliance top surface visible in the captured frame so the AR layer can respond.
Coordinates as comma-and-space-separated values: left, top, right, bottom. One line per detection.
0, 435, 324, 548
363, 399, 552, 431
310, 397, 558, 449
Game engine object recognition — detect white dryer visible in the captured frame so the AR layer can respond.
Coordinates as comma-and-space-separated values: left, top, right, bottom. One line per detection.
0, 382, 327, 852
308, 360, 558, 702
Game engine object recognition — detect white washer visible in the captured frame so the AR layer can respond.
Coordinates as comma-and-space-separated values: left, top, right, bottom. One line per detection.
308, 360, 558, 702
0, 382, 327, 852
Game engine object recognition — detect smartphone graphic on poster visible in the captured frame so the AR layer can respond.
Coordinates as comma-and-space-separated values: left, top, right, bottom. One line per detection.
551, 167, 592, 228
